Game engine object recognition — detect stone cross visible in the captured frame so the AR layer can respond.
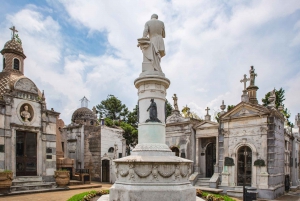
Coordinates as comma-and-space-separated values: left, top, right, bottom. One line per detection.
205, 107, 210, 115
240, 74, 250, 90
9, 26, 18, 39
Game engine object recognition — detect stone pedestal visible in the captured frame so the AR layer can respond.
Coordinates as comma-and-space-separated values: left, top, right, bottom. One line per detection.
109, 73, 196, 201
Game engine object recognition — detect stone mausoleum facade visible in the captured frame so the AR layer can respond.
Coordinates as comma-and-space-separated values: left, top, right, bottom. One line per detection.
59, 101, 126, 183
0, 29, 59, 182
167, 67, 300, 200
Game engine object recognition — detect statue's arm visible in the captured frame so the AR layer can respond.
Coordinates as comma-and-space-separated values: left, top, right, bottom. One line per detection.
162, 22, 165, 38
143, 22, 149, 38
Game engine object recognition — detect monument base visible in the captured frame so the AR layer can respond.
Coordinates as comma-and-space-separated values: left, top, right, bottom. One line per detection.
109, 182, 195, 201
109, 154, 195, 201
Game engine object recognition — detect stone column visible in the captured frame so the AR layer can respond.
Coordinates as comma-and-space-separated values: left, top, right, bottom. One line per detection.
194, 138, 199, 173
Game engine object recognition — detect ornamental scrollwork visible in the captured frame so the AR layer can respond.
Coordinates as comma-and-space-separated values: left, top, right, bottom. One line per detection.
180, 164, 190, 178
134, 164, 152, 178
158, 164, 175, 178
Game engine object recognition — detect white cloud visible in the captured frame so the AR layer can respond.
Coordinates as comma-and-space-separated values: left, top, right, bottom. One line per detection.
1, 1, 300, 124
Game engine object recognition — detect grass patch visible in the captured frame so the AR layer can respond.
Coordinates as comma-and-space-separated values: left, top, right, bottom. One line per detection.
67, 190, 109, 201
197, 190, 236, 201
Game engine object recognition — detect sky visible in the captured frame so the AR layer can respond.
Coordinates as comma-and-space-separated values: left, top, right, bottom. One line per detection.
0, 0, 300, 125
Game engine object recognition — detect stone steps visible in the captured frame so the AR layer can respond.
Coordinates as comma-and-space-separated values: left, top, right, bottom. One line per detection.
69, 180, 84, 186
226, 187, 244, 198
0, 187, 67, 196
195, 178, 210, 187
11, 182, 56, 192
10, 176, 57, 193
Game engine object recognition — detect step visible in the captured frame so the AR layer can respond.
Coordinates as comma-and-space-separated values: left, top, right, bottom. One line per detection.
13, 176, 42, 182
227, 189, 243, 198
10, 183, 56, 192
69, 180, 84, 186
198, 178, 210, 181
195, 186, 223, 194
0, 187, 67, 196
12, 180, 46, 186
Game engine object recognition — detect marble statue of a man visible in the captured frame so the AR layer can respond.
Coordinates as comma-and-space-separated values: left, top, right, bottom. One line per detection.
138, 14, 166, 72
143, 14, 166, 58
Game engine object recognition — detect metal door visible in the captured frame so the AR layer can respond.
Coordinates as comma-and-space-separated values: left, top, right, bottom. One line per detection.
102, 160, 110, 182
237, 146, 252, 186
206, 143, 216, 177
16, 131, 37, 176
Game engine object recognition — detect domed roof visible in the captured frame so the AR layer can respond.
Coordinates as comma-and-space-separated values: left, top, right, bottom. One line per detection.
0, 70, 42, 99
3, 39, 23, 53
1, 39, 26, 59
71, 107, 97, 122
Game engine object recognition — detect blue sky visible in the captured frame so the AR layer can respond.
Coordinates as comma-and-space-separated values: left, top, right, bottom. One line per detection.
0, 0, 300, 125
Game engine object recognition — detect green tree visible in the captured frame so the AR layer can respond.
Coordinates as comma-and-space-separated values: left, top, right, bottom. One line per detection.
127, 105, 138, 129
181, 105, 201, 120
120, 122, 138, 155
97, 95, 138, 155
96, 95, 129, 121
166, 99, 173, 118
227, 105, 235, 111
262, 88, 285, 108
261, 88, 292, 127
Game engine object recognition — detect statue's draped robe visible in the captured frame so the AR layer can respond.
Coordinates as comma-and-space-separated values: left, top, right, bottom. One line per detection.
149, 102, 157, 120
143, 19, 165, 71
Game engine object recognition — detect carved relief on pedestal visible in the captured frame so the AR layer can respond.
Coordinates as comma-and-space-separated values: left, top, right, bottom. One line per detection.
114, 162, 192, 182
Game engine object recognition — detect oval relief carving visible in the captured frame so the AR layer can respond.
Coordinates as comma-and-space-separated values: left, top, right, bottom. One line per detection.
20, 103, 34, 122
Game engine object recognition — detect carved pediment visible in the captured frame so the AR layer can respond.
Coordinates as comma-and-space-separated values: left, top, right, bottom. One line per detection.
220, 102, 269, 120
166, 110, 188, 124
231, 108, 255, 117
14, 78, 38, 94
194, 121, 218, 129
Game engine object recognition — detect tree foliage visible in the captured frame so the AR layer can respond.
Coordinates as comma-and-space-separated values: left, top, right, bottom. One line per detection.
96, 95, 129, 120
261, 88, 292, 127
166, 99, 173, 118
181, 105, 201, 120
214, 105, 235, 122
262, 88, 285, 108
96, 95, 137, 154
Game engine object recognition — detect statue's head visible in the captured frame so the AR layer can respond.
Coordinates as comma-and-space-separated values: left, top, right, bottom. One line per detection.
150, 98, 154, 102
24, 105, 28, 110
151, 14, 158, 19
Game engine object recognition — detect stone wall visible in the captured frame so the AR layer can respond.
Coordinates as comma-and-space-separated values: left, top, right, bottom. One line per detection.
84, 125, 101, 181
267, 116, 284, 195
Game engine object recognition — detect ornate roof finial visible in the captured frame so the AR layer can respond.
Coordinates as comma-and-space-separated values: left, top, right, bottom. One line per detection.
220, 100, 226, 115
80, 96, 89, 108
205, 107, 210, 115
240, 74, 250, 90
172, 94, 179, 111
249, 66, 257, 86
205, 107, 211, 121
42, 90, 45, 101
9, 26, 18, 40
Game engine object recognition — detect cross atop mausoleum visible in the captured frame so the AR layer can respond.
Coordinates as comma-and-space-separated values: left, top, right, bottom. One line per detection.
205, 107, 210, 115
240, 74, 250, 90
9, 26, 18, 39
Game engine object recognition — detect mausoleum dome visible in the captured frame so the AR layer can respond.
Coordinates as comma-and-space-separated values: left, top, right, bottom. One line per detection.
71, 107, 98, 125
3, 39, 24, 53
0, 71, 42, 100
